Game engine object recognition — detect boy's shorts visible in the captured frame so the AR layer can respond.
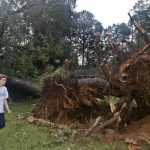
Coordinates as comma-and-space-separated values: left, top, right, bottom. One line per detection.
0, 113, 5, 129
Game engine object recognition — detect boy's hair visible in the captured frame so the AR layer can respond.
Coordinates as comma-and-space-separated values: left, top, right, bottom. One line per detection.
0, 74, 7, 80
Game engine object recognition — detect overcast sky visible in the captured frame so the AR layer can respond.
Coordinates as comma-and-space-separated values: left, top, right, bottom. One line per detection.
76, 0, 138, 28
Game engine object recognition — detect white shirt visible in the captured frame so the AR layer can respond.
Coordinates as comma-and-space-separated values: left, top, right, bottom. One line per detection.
0, 86, 9, 113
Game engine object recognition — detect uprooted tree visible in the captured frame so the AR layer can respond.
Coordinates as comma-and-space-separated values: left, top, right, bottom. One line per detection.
31, 14, 150, 130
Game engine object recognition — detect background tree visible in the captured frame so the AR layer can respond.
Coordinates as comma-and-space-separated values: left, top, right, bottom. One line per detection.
1, 0, 149, 80
130, 0, 150, 48
72, 10, 103, 68
0, 0, 77, 78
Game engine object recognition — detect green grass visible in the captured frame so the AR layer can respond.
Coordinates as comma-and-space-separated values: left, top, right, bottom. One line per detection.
0, 99, 148, 150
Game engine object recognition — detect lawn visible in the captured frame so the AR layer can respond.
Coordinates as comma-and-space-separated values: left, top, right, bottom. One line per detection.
0, 99, 137, 150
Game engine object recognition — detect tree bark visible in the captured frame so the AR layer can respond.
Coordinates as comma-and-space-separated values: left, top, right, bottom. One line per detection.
6, 76, 41, 96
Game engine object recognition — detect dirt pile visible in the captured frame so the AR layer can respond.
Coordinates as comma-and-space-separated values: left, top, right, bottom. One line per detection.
120, 115, 150, 142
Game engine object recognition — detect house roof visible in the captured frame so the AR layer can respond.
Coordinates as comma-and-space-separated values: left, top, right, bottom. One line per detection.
73, 68, 102, 76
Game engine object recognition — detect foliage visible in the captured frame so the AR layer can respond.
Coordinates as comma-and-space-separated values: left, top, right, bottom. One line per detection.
0, 0, 150, 79
0, 0, 103, 76
103, 23, 131, 48
130, 0, 150, 48
51, 67, 69, 80
72, 10, 103, 68
0, 50, 39, 78
0, 0, 77, 78
95, 96, 121, 106
132, 0, 150, 32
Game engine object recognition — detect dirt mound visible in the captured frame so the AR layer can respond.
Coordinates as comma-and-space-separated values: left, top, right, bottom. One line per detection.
119, 115, 150, 143
74, 115, 150, 146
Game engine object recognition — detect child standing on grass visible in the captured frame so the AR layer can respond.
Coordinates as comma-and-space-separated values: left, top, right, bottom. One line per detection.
0, 74, 11, 129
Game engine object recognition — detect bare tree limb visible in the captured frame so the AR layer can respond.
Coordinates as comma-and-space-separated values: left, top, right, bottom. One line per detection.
85, 116, 102, 136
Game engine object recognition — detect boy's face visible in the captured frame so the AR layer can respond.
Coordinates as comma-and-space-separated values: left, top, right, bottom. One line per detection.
0, 78, 7, 86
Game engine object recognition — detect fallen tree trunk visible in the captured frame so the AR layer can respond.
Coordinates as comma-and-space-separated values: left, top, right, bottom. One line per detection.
6, 76, 41, 99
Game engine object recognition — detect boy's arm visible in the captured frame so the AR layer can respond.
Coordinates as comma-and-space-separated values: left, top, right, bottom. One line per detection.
4, 99, 11, 113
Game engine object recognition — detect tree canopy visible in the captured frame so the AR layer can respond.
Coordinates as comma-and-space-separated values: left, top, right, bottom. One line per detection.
0, 0, 150, 78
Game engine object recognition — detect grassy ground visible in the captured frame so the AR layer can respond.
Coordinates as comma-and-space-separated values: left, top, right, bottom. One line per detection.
0, 99, 145, 150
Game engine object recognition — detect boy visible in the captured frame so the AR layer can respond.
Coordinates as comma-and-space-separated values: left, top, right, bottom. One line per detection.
0, 74, 11, 129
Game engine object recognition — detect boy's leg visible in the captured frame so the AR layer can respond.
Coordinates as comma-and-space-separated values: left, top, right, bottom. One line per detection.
0, 113, 5, 129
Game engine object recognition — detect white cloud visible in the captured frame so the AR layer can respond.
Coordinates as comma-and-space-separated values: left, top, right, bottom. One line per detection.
76, 0, 138, 27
